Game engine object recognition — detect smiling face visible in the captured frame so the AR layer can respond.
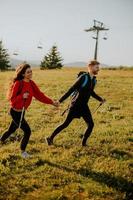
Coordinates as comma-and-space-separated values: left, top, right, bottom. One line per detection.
23, 67, 32, 81
89, 64, 100, 75
87, 60, 100, 76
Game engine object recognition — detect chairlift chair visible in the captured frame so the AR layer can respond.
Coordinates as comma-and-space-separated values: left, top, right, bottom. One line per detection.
13, 52, 18, 56
37, 45, 43, 49
103, 32, 108, 40
92, 36, 97, 39
37, 40, 43, 49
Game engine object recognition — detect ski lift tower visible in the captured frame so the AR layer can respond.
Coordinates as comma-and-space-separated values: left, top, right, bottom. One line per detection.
84, 20, 109, 60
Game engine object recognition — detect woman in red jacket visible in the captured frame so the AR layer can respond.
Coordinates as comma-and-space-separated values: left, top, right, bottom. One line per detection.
0, 63, 58, 158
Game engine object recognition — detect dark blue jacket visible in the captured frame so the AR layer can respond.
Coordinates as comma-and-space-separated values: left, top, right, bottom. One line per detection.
59, 73, 102, 117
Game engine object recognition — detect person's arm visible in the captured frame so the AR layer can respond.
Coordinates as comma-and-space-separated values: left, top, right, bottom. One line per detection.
31, 80, 54, 105
91, 90, 105, 102
59, 75, 85, 103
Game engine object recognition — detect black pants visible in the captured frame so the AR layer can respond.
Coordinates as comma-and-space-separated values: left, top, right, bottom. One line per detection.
50, 106, 94, 145
1, 108, 31, 151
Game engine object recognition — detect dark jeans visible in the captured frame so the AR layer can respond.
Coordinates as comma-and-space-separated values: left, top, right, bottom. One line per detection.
1, 108, 31, 151
50, 106, 94, 145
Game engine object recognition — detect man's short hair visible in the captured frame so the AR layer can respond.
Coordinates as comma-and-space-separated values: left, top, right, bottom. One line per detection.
88, 60, 100, 66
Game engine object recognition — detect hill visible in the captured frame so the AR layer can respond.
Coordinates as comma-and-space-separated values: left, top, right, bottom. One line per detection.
10, 58, 40, 68
65, 61, 87, 67
10, 59, 111, 68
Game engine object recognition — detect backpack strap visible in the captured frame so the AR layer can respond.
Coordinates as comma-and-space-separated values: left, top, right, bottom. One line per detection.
81, 73, 88, 88
93, 78, 97, 86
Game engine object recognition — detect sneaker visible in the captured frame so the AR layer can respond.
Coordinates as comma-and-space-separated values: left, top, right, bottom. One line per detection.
21, 151, 31, 158
45, 137, 53, 146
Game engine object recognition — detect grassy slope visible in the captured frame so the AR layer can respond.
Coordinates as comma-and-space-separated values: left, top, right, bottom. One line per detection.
0, 68, 133, 200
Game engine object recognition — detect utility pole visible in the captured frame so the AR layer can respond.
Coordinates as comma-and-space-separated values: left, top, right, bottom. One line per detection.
85, 20, 109, 60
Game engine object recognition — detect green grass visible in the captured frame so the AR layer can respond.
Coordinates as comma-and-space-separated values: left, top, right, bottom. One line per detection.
0, 67, 133, 200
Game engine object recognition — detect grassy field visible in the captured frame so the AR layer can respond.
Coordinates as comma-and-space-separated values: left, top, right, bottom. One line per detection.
0, 67, 133, 200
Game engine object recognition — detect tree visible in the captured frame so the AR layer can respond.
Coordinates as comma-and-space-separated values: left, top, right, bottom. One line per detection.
40, 45, 63, 69
0, 40, 11, 71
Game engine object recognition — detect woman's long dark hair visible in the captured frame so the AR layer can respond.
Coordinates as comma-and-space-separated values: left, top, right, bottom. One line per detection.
13, 63, 31, 82
7, 63, 31, 100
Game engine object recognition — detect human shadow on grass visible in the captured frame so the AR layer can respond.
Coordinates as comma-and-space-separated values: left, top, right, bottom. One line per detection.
1, 154, 19, 170
110, 149, 133, 160
35, 159, 133, 200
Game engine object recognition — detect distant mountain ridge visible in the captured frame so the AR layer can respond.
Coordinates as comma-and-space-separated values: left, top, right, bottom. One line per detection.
65, 61, 109, 68
10, 58, 109, 68
65, 62, 87, 67
10, 59, 88, 68
10, 58, 40, 67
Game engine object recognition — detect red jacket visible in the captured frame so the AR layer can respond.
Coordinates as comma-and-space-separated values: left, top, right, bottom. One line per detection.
10, 80, 53, 110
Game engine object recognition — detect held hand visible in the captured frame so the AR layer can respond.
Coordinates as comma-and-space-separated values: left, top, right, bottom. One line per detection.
53, 100, 60, 107
23, 92, 29, 99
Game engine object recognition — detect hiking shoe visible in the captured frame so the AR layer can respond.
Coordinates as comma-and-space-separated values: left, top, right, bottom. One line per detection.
45, 137, 53, 146
82, 140, 88, 147
82, 143, 87, 147
0, 136, 4, 145
21, 151, 31, 158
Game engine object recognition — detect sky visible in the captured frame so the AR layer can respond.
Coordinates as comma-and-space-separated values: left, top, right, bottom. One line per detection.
0, 0, 133, 66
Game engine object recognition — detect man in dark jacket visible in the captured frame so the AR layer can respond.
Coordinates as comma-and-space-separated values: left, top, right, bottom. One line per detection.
46, 60, 106, 146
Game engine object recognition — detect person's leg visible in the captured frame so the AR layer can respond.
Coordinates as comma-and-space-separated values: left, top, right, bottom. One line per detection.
82, 107, 94, 146
0, 108, 19, 143
20, 119, 31, 151
0, 121, 18, 143
47, 111, 74, 145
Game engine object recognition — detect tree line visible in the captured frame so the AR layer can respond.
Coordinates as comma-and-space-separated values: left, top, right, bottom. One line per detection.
0, 40, 63, 71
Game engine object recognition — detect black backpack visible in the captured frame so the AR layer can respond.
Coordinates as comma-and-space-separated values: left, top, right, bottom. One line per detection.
71, 71, 89, 100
